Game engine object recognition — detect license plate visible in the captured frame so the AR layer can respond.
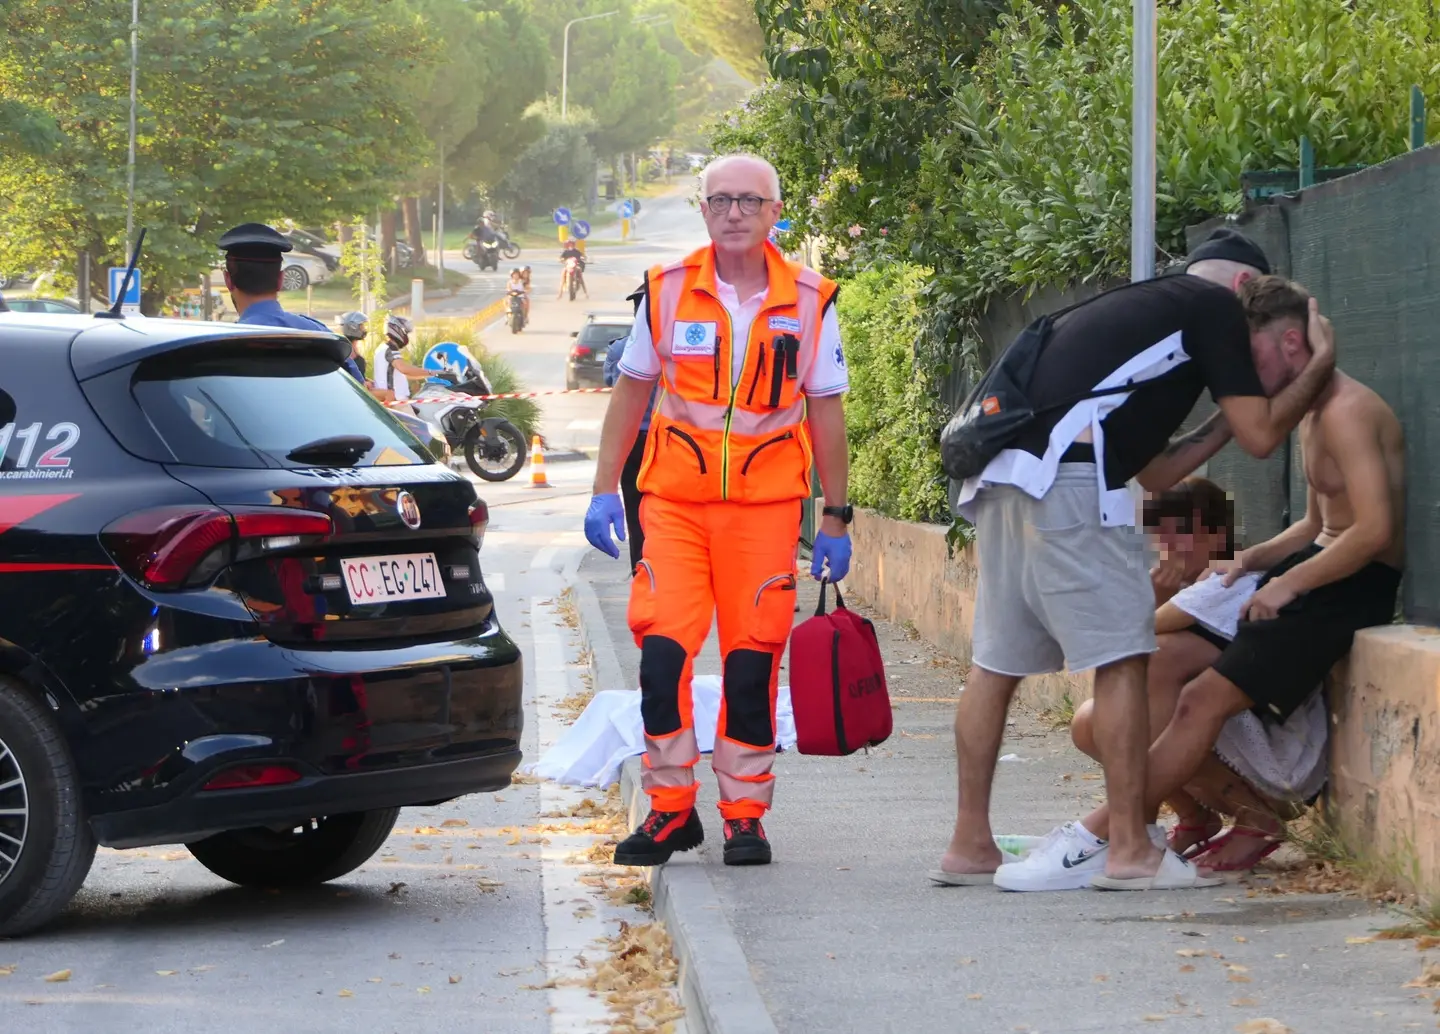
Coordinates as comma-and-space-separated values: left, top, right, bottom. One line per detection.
342, 553, 444, 604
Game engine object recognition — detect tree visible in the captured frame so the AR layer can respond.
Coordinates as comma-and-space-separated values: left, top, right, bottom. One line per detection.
672, 0, 766, 84
489, 100, 597, 224
0, 0, 429, 310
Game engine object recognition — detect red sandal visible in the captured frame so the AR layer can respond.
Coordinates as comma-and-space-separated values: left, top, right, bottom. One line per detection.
1190, 825, 1284, 873
1167, 813, 1224, 859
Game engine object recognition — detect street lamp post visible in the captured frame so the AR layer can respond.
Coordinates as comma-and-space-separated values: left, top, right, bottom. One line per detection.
1130, 0, 1157, 282
562, 10, 618, 121
125, 0, 139, 258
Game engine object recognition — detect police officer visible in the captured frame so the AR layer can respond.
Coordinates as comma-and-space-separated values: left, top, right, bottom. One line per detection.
218, 223, 328, 331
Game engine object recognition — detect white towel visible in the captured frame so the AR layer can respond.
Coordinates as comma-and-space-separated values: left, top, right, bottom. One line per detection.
1168, 574, 1328, 803
523, 674, 799, 788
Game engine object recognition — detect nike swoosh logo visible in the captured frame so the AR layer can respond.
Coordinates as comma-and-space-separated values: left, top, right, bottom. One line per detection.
1061, 849, 1103, 869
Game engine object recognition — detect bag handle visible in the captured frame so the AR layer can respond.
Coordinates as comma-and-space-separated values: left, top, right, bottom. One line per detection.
813, 578, 847, 617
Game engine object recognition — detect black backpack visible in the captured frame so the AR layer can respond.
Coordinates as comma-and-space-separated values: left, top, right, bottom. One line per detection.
939, 284, 1149, 481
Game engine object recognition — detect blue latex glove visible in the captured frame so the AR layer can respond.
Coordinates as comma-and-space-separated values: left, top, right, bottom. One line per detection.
585, 493, 627, 558
810, 530, 852, 583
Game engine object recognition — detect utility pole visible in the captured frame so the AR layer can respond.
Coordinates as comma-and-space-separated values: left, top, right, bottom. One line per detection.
1130, 0, 1157, 282
437, 127, 446, 274
562, 10, 618, 121
125, 0, 139, 257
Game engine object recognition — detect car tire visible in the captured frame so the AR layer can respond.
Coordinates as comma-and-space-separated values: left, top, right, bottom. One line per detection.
566, 372, 579, 391
0, 678, 96, 938
281, 265, 309, 292
187, 808, 399, 888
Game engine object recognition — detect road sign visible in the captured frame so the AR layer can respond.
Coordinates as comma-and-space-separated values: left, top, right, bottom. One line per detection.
108, 266, 141, 315
619, 199, 634, 219
571, 219, 591, 240
553, 207, 571, 225
774, 219, 792, 232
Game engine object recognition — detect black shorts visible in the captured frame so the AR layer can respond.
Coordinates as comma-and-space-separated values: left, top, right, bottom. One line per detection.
1211, 544, 1400, 723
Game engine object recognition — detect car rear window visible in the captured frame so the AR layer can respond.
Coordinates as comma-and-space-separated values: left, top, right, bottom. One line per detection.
579, 322, 631, 347
132, 354, 430, 469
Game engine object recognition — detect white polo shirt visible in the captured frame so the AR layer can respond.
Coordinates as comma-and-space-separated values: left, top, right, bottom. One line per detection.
618, 277, 849, 396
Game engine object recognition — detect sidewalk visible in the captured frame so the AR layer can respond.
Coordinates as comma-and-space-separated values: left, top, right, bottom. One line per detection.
575, 549, 1438, 1033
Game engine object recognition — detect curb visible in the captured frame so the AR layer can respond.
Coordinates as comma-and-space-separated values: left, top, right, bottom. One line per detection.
571, 570, 780, 1034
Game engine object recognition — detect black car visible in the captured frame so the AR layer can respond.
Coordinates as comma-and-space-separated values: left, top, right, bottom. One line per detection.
0, 312, 522, 936
566, 312, 634, 390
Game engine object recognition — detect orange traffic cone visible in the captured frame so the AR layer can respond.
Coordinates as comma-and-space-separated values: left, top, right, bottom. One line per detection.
527, 435, 551, 489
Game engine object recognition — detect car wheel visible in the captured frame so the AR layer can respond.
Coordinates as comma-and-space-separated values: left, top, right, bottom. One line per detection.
187, 808, 399, 887
0, 677, 96, 937
281, 265, 309, 292
566, 371, 579, 391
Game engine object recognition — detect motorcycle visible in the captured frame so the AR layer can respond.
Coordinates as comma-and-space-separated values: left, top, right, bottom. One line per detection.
409, 371, 527, 482
471, 238, 500, 272
507, 288, 526, 334
495, 229, 522, 261
561, 256, 585, 301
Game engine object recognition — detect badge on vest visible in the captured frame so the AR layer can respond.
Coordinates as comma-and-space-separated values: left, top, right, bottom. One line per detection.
768, 315, 802, 333
671, 320, 718, 358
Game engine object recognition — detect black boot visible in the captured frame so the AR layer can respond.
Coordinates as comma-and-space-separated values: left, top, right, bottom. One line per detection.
612, 808, 704, 867
722, 818, 772, 866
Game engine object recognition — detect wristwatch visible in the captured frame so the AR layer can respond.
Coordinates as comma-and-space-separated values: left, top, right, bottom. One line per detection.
822, 504, 854, 525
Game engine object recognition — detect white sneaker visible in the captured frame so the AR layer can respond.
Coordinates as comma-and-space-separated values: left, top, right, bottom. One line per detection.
993, 822, 1108, 892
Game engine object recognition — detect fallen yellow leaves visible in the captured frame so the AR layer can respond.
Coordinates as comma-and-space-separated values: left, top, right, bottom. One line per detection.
1176, 949, 1207, 958
0, 965, 14, 977
1231, 998, 1258, 1007
1235, 1021, 1293, 1034
1178, 965, 1196, 974
448, 975, 462, 985
1403, 963, 1440, 989
587, 920, 685, 1033
476, 877, 505, 892
441, 819, 468, 828
967, 993, 983, 1001
155, 970, 178, 977
1346, 935, 1376, 944
337, 989, 354, 998
44, 970, 71, 983
1142, 1015, 1168, 1022
1228, 974, 1253, 984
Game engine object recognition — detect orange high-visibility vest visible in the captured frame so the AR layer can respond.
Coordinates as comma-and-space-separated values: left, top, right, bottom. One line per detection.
636, 241, 839, 505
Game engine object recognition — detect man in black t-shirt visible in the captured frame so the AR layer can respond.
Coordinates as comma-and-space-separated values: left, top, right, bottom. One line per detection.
934, 228, 1337, 894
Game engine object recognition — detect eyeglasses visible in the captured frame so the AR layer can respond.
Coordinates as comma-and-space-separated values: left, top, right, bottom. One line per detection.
704, 194, 774, 217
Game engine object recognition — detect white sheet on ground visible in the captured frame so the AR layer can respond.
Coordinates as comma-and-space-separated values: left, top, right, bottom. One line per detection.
1169, 573, 1328, 803
523, 674, 798, 788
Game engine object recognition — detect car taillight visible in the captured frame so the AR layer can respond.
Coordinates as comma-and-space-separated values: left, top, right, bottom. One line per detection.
469, 499, 489, 549
202, 764, 303, 791
571, 345, 592, 358
102, 506, 332, 590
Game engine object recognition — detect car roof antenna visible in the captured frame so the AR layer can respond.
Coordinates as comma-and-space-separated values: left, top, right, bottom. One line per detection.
95, 228, 146, 320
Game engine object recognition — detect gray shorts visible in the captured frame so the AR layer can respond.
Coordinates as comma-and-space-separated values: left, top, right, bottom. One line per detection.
971, 464, 1155, 676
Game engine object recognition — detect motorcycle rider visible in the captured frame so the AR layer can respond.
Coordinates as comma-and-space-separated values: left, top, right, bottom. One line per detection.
507, 267, 530, 325
335, 311, 371, 386
559, 240, 588, 299
371, 314, 431, 405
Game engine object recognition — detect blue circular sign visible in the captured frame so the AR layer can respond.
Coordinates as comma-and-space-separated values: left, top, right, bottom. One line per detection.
422, 341, 480, 385
684, 324, 706, 347
619, 200, 634, 218
572, 219, 591, 239
553, 207, 571, 225
774, 218, 792, 232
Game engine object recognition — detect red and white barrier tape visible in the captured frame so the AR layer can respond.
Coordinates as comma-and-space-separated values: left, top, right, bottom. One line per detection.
384, 386, 611, 409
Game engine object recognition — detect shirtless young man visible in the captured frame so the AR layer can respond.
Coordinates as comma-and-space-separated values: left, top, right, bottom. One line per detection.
1067, 275, 1405, 884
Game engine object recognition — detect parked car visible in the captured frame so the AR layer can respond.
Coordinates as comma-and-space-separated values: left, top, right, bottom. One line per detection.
5, 297, 81, 314
279, 250, 332, 292
0, 311, 522, 936
567, 311, 633, 390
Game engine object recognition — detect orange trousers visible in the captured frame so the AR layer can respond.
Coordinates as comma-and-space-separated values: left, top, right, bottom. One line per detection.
627, 495, 800, 820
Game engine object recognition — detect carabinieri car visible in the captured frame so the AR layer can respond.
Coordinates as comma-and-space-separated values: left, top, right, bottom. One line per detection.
0, 311, 522, 935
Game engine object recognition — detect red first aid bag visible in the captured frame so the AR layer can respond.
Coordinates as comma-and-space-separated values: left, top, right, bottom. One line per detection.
788, 580, 891, 756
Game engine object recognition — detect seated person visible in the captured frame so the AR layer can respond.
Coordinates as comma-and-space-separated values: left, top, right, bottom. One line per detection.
1070, 278, 1405, 881
507, 267, 530, 322
370, 315, 430, 406
1070, 477, 1328, 872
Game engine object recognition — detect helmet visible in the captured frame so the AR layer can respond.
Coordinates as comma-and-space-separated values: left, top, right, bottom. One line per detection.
337, 311, 368, 339
483, 210, 497, 221
385, 314, 413, 349
511, 267, 523, 275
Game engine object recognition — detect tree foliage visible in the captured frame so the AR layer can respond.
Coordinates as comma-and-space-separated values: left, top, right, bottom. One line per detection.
489, 100, 598, 223
0, 0, 428, 305
672, 0, 766, 83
